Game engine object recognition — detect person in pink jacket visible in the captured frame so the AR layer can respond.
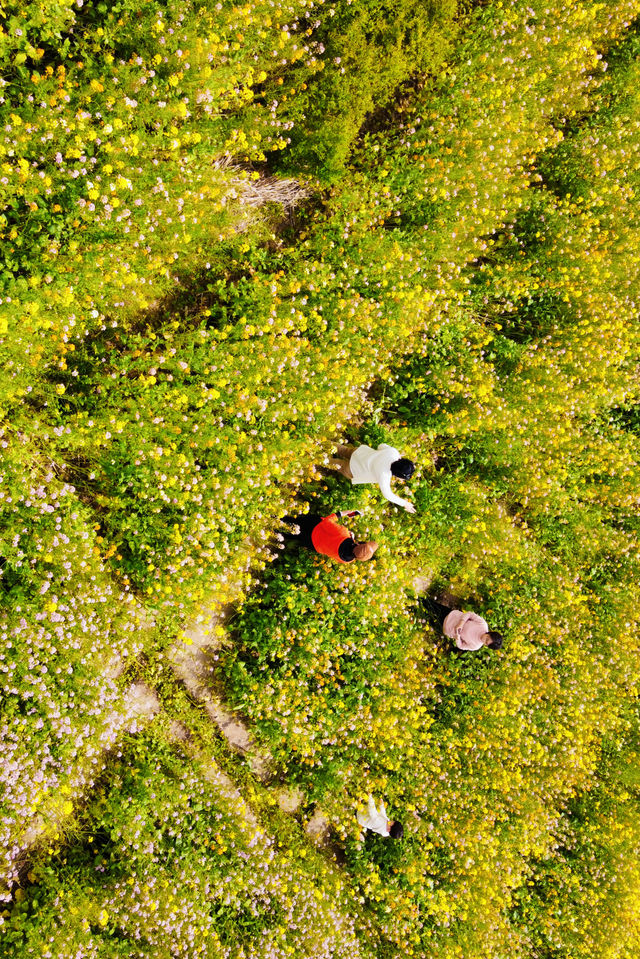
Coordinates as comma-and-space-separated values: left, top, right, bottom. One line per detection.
443, 609, 503, 651
425, 599, 504, 651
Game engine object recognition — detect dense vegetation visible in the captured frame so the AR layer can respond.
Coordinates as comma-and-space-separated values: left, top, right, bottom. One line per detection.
1, 0, 640, 957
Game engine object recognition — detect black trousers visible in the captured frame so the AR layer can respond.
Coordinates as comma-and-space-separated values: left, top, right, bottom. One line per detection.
421, 597, 452, 631
282, 514, 323, 550
421, 598, 471, 654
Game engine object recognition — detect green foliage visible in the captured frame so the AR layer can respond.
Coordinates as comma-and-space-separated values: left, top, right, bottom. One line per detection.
510, 713, 640, 959
2, 0, 640, 957
266, 0, 458, 180
3, 730, 378, 958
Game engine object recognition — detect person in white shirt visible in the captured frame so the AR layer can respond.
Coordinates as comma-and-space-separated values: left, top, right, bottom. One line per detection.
357, 796, 404, 839
330, 443, 417, 513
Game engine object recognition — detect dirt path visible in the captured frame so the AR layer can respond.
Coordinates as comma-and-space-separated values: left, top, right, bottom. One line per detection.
6, 683, 160, 897
168, 599, 273, 780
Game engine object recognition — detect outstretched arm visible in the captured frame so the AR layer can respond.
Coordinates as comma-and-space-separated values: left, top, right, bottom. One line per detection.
378, 473, 416, 513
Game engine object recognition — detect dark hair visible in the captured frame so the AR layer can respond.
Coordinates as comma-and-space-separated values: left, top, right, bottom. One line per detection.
390, 458, 415, 480
487, 631, 504, 650
389, 821, 404, 839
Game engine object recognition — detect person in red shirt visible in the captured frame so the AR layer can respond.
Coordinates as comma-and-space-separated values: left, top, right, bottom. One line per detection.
283, 511, 378, 563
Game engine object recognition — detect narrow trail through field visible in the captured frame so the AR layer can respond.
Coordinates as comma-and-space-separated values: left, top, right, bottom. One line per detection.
165, 573, 342, 851
11, 682, 160, 887
168, 597, 273, 781
7, 532, 331, 893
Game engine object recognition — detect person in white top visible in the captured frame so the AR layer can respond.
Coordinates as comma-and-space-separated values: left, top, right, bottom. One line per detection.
357, 796, 404, 839
330, 443, 417, 513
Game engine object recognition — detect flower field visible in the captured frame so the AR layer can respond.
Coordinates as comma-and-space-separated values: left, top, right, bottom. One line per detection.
1, 0, 640, 957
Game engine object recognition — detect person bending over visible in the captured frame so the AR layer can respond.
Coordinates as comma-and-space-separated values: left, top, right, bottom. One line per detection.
283, 510, 378, 563
330, 443, 417, 513
357, 796, 404, 839
426, 598, 504, 652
